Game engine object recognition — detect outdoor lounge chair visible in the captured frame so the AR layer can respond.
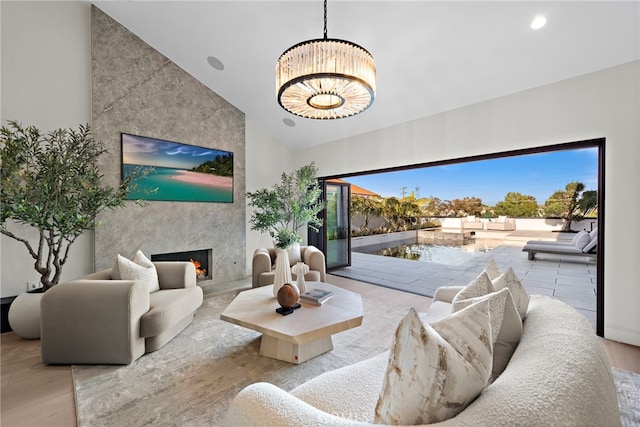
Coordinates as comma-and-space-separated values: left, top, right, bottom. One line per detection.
486, 215, 516, 231
522, 229, 597, 260
461, 215, 483, 230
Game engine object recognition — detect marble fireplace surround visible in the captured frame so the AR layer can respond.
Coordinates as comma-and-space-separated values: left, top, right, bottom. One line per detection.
91, 6, 247, 285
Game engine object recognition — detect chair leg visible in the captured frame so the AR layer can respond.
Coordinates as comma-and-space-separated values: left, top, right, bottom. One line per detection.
528, 252, 535, 261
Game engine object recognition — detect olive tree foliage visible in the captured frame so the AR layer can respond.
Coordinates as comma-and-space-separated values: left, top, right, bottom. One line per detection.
246, 163, 323, 248
0, 121, 143, 290
493, 192, 539, 217
544, 181, 586, 231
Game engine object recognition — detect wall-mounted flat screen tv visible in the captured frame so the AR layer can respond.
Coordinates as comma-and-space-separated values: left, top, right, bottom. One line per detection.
121, 133, 233, 203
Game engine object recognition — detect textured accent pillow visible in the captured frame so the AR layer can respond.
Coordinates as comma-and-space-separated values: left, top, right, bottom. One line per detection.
114, 250, 160, 293
484, 259, 502, 281
574, 231, 592, 250
375, 302, 493, 425
452, 286, 522, 378
492, 267, 530, 319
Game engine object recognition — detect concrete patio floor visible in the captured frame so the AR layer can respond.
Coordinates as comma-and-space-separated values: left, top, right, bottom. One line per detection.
330, 230, 597, 328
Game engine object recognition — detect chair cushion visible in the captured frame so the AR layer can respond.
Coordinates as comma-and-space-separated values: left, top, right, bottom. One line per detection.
375, 302, 492, 425
140, 287, 203, 337
113, 250, 160, 293
573, 231, 592, 250
583, 235, 597, 253
286, 243, 302, 266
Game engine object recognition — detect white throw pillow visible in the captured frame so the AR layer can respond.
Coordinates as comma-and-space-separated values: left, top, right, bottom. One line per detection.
571, 230, 588, 245
492, 267, 530, 319
113, 250, 160, 293
286, 242, 302, 266
375, 302, 492, 425
573, 231, 592, 250
453, 286, 522, 378
484, 259, 502, 281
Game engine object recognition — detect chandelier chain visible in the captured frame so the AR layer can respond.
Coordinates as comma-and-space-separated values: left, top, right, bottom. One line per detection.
323, 0, 328, 39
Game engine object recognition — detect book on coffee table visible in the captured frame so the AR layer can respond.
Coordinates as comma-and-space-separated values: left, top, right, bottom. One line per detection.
300, 288, 334, 305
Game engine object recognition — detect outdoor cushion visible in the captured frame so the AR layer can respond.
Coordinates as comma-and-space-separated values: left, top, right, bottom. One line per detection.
574, 232, 592, 250
583, 236, 598, 253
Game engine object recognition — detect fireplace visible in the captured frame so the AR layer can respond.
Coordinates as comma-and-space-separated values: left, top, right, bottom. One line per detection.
151, 249, 212, 281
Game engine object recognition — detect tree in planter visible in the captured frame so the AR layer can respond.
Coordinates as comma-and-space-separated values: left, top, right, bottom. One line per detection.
246, 162, 323, 248
0, 121, 145, 291
544, 181, 586, 231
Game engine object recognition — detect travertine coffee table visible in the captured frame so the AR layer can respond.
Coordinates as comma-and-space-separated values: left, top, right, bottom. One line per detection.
220, 282, 363, 364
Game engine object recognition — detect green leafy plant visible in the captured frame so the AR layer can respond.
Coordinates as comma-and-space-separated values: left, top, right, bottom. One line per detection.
0, 121, 146, 291
247, 162, 323, 248
544, 181, 586, 231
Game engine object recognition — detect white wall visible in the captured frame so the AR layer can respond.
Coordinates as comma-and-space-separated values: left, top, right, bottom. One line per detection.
1, 2, 93, 297
295, 61, 640, 346
244, 117, 293, 276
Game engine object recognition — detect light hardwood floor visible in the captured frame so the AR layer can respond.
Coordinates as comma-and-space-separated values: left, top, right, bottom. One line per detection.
2, 275, 639, 427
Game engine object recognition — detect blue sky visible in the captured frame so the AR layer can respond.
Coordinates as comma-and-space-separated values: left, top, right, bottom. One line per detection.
345, 148, 598, 206
122, 133, 230, 170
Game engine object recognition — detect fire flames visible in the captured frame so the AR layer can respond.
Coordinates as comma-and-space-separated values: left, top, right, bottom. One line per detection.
190, 259, 207, 279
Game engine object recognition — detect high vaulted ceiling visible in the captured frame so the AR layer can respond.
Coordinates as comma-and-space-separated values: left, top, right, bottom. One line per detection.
92, 1, 640, 150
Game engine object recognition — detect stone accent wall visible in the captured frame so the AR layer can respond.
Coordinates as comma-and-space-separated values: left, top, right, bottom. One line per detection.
91, 6, 246, 283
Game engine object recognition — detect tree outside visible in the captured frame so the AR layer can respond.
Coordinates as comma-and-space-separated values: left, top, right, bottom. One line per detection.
544, 181, 586, 231
493, 192, 539, 217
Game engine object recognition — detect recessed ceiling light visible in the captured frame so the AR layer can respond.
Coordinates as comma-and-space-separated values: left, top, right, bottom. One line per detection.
531, 15, 547, 30
206, 56, 224, 71
283, 118, 296, 127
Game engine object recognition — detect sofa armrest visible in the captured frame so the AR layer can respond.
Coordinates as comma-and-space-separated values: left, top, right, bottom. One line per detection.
303, 245, 326, 282
225, 382, 366, 426
433, 286, 464, 303
252, 248, 273, 288
154, 262, 196, 289
40, 280, 150, 364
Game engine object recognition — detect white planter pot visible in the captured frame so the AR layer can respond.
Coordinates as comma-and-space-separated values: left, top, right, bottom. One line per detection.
8, 291, 43, 339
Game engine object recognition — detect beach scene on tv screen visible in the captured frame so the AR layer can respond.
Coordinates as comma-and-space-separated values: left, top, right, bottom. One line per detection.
122, 133, 233, 203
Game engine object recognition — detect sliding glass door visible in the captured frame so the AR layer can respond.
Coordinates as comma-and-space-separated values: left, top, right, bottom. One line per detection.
309, 179, 351, 269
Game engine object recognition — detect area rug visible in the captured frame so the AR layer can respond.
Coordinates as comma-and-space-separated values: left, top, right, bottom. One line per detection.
72, 286, 406, 426
613, 367, 640, 427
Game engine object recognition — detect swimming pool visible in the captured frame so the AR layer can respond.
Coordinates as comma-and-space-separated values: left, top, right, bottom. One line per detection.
353, 238, 502, 266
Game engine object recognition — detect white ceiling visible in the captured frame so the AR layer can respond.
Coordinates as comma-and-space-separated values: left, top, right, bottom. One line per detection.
91, 1, 640, 150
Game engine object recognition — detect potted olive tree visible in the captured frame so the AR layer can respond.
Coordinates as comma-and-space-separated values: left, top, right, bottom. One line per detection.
246, 163, 323, 295
246, 162, 323, 249
1, 121, 144, 338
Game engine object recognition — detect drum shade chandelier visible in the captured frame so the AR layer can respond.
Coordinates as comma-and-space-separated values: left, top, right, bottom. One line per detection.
276, 0, 376, 120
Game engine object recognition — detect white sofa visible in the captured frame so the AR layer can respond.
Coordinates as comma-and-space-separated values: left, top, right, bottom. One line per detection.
225, 287, 621, 426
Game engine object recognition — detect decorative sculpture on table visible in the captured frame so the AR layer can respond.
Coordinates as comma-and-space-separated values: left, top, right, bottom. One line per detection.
276, 283, 300, 316
291, 262, 309, 293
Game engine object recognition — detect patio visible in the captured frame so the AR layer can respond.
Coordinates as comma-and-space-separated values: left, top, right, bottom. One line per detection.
330, 230, 597, 328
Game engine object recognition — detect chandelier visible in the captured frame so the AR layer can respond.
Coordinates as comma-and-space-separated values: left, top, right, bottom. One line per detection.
276, 0, 376, 120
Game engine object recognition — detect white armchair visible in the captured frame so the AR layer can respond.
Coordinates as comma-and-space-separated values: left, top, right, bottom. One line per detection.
252, 245, 326, 288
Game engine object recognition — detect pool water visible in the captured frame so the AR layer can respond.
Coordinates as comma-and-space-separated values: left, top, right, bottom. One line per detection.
353, 238, 502, 266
